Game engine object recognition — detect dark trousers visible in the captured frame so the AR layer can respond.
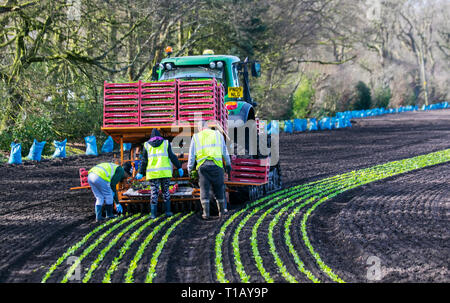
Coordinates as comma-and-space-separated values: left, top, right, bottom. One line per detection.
198, 161, 224, 201
149, 177, 171, 206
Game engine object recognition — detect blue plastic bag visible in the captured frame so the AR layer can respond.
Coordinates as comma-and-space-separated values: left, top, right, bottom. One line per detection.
308, 118, 318, 131
123, 143, 132, 152
101, 136, 114, 153
319, 117, 331, 130
52, 139, 67, 158
8, 142, 22, 164
26, 139, 46, 161
283, 120, 293, 133
85, 135, 98, 156
293, 119, 307, 132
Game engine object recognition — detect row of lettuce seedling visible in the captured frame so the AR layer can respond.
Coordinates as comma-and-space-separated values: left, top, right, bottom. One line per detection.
43, 211, 193, 283
215, 172, 354, 282
215, 148, 450, 283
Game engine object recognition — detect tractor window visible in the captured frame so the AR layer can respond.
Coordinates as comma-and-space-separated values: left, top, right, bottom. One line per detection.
160, 66, 224, 82
232, 64, 240, 87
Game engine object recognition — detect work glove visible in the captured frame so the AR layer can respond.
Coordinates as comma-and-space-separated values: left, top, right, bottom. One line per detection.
178, 168, 184, 178
135, 173, 143, 180
116, 204, 123, 214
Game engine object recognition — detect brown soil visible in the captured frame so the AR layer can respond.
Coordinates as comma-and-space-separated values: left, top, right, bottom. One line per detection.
0, 109, 449, 283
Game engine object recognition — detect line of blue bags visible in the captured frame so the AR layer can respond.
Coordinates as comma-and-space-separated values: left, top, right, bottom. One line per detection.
8, 139, 68, 164
278, 101, 449, 134
8, 135, 119, 164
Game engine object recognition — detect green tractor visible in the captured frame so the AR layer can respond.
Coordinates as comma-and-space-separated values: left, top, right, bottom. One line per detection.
153, 50, 259, 126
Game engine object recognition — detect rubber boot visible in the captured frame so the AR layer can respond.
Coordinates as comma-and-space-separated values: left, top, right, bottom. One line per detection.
95, 205, 104, 222
150, 204, 158, 219
216, 199, 228, 217
201, 200, 210, 220
105, 204, 116, 219
165, 200, 173, 217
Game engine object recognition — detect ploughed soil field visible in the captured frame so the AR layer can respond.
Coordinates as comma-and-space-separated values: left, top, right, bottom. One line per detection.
0, 109, 449, 283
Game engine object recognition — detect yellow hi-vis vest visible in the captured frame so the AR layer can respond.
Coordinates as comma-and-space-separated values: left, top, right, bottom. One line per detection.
89, 162, 119, 183
144, 140, 172, 179
193, 129, 224, 170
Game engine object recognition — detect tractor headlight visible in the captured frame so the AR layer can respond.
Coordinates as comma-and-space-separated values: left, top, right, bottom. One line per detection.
165, 63, 173, 70
159, 63, 164, 70
216, 61, 224, 69
209, 61, 216, 69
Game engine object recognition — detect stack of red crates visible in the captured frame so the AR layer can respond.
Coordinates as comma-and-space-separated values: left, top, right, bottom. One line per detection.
217, 84, 228, 133
103, 82, 140, 127
103, 79, 227, 130
229, 157, 269, 184
79, 168, 89, 187
177, 79, 221, 125
140, 80, 177, 127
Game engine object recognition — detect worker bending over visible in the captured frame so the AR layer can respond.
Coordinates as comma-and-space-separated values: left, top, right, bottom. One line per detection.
188, 120, 232, 220
88, 162, 132, 222
135, 129, 183, 219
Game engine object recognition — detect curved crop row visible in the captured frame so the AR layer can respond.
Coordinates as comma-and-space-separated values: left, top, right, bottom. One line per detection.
216, 173, 352, 282
254, 179, 351, 283
82, 215, 150, 282
216, 148, 450, 283
145, 212, 194, 283
300, 148, 450, 283
102, 215, 164, 283
228, 171, 377, 283
124, 213, 181, 283
61, 214, 140, 283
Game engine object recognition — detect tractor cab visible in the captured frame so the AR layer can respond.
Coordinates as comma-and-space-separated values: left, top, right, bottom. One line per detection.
151, 49, 261, 124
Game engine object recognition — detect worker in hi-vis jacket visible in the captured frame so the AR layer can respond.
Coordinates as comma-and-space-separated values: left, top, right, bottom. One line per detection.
188, 120, 232, 220
88, 162, 132, 222
135, 129, 183, 219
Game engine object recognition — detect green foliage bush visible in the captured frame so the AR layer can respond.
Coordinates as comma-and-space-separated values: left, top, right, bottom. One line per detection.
374, 86, 392, 108
353, 81, 372, 110
291, 77, 314, 119
0, 113, 56, 157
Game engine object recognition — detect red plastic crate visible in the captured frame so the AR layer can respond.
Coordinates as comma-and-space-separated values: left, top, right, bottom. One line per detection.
79, 168, 89, 187
229, 157, 269, 184
177, 79, 221, 125
103, 81, 140, 127
140, 80, 177, 127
